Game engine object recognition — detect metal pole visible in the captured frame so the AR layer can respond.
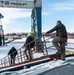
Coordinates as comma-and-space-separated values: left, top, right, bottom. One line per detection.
3, 35, 5, 46
0, 35, 2, 46
43, 35, 48, 55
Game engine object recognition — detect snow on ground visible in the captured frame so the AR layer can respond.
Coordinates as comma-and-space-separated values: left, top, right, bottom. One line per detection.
68, 39, 74, 43
0, 38, 25, 59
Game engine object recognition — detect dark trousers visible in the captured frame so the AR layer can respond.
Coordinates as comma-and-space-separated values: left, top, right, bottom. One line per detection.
24, 47, 32, 60
10, 57, 15, 65
52, 36, 67, 60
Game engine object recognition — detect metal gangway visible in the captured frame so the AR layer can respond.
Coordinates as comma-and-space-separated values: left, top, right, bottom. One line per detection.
0, 35, 74, 72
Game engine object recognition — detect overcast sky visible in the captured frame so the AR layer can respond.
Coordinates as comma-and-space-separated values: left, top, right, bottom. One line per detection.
0, 0, 74, 34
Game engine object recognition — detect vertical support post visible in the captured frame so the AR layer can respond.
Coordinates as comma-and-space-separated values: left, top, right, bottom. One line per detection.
35, 7, 42, 37
1, 59, 2, 67
17, 53, 19, 64
33, 0, 43, 52
34, 0, 42, 38
4, 57, 6, 67
0, 13, 5, 46
43, 35, 48, 55
3, 34, 5, 45
0, 35, 2, 46
20, 49, 22, 63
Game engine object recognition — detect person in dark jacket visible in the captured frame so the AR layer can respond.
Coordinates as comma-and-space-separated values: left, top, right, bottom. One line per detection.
8, 47, 17, 65
46, 20, 67, 60
22, 33, 35, 60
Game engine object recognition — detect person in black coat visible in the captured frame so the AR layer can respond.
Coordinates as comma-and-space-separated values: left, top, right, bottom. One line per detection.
46, 20, 67, 60
22, 33, 35, 60
8, 47, 17, 65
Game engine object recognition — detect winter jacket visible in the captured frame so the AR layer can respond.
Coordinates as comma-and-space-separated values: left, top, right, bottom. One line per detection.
46, 23, 67, 38
8, 47, 17, 58
25, 36, 35, 49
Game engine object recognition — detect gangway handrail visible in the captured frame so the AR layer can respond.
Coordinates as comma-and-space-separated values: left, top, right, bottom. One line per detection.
0, 35, 48, 68
0, 35, 74, 69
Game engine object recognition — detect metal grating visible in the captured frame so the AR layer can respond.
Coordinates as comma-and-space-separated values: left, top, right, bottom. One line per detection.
38, 64, 74, 75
